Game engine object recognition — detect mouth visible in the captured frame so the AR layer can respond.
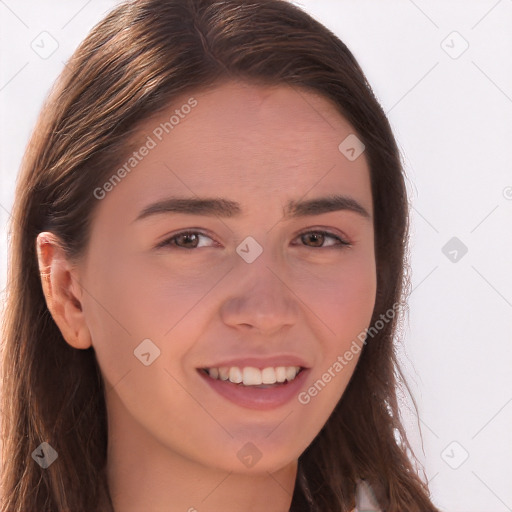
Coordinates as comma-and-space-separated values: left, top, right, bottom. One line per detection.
199, 365, 304, 388
197, 364, 309, 410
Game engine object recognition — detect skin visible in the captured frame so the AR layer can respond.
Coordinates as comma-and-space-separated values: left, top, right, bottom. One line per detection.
37, 80, 376, 512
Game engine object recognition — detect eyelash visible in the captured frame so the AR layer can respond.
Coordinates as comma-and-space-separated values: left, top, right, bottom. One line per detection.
155, 229, 351, 250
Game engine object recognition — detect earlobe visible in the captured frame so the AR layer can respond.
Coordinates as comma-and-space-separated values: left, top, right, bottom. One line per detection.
36, 232, 92, 350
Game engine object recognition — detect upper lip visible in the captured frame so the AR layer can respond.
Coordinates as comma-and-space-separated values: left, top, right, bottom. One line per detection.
198, 355, 310, 370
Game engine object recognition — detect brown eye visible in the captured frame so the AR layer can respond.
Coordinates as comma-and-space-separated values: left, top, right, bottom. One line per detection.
298, 230, 350, 249
174, 233, 200, 248
301, 232, 325, 247
157, 231, 216, 250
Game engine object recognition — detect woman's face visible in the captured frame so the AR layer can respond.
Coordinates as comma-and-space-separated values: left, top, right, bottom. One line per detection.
78, 80, 376, 474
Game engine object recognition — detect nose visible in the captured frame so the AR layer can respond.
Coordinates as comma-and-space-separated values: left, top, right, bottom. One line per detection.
219, 253, 300, 335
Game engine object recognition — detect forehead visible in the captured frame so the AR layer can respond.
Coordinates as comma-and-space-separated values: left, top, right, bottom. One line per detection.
94, 80, 372, 222
141, 80, 358, 160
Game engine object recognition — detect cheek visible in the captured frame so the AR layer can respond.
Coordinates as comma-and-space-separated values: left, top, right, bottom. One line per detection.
292, 251, 376, 398
294, 250, 377, 340
328, 263, 377, 336
79, 250, 162, 387
293, 278, 375, 429
80, 250, 225, 383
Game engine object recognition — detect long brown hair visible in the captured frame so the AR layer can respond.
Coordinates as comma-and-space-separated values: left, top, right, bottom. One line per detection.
1, 0, 439, 510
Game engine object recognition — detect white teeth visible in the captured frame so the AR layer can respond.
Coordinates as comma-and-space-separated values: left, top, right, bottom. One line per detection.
285, 366, 297, 381
229, 367, 243, 384
242, 367, 261, 385
275, 366, 287, 383
205, 366, 301, 386
261, 367, 277, 384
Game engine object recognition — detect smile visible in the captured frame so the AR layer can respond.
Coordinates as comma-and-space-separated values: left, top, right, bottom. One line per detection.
198, 364, 309, 410
202, 366, 303, 387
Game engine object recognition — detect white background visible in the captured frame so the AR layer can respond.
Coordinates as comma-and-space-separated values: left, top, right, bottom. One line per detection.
1, 1, 511, 511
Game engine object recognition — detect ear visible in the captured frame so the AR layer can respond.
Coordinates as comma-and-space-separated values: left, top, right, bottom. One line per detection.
36, 232, 92, 350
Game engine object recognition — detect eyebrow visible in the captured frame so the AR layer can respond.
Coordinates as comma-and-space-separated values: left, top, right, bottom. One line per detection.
133, 194, 371, 223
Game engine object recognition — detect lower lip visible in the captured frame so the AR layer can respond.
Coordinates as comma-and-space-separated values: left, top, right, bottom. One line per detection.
198, 369, 309, 410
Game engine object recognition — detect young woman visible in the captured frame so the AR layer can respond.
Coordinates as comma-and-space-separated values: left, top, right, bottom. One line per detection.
0, 0, 441, 511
